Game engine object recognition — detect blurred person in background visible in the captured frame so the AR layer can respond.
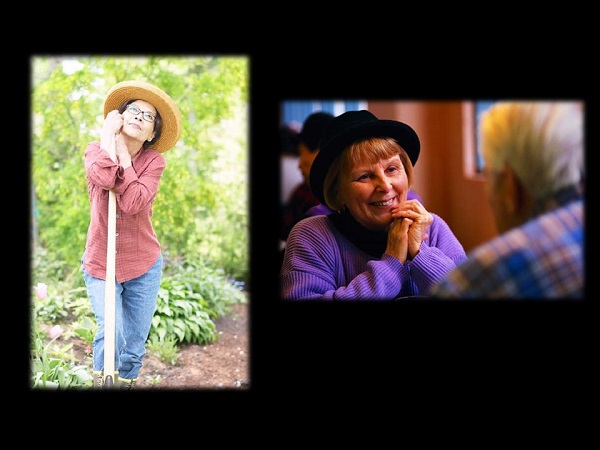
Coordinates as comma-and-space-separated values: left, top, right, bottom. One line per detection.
281, 112, 335, 241
281, 110, 466, 300
279, 122, 302, 214
429, 101, 584, 298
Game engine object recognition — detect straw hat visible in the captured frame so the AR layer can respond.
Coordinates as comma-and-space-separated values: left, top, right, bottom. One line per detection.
104, 80, 181, 153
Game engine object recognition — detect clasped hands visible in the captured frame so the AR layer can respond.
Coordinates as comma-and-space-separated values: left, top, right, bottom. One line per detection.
385, 199, 433, 264
101, 110, 131, 164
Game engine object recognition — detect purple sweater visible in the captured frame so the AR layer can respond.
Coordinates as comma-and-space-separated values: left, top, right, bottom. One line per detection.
281, 214, 466, 300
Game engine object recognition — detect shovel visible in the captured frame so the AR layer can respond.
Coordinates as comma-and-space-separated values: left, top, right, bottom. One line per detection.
103, 133, 118, 388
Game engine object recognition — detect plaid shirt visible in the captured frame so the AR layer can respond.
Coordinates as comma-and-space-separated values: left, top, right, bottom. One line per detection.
83, 142, 166, 283
429, 187, 584, 299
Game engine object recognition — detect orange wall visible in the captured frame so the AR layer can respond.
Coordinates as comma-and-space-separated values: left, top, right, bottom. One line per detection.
368, 101, 498, 252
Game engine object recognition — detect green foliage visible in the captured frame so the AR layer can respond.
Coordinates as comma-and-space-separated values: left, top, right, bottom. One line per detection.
150, 256, 246, 346
33, 288, 69, 323
147, 336, 180, 366
30, 246, 246, 389
31, 55, 249, 285
71, 316, 96, 346
32, 245, 81, 289
32, 245, 89, 322
30, 327, 93, 389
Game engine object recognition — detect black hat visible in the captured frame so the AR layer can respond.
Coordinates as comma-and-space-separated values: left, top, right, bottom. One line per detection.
298, 111, 335, 151
310, 110, 420, 207
280, 124, 300, 155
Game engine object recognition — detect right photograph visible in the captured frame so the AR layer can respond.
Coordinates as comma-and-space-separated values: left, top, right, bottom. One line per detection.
279, 100, 584, 300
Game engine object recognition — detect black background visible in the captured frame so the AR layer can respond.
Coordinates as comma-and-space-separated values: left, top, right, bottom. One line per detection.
19, 45, 592, 408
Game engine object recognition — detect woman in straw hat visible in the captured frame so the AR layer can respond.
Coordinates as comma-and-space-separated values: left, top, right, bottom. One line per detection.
280, 110, 466, 300
81, 80, 181, 388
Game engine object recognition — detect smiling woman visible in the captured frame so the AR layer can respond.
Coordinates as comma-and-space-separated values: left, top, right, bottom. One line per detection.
280, 110, 467, 300
82, 80, 181, 389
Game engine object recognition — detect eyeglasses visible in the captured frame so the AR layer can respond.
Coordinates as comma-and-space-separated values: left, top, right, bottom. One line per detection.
126, 104, 156, 123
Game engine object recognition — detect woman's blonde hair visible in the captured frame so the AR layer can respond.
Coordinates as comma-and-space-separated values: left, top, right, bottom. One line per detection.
323, 137, 414, 211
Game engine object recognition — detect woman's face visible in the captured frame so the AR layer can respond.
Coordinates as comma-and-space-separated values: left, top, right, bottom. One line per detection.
297, 142, 319, 185
341, 154, 409, 231
122, 99, 156, 144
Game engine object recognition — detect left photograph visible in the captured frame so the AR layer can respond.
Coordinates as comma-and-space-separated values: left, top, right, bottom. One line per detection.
30, 55, 249, 390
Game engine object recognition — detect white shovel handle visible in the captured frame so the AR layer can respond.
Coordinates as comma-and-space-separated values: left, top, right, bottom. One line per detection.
103, 133, 117, 387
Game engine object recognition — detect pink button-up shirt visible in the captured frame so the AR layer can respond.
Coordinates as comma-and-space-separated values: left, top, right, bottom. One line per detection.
83, 141, 166, 283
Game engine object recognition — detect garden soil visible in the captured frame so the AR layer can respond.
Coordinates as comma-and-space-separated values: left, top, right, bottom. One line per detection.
136, 301, 249, 390
53, 301, 250, 390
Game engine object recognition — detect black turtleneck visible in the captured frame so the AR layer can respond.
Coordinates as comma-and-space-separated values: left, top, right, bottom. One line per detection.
328, 209, 389, 258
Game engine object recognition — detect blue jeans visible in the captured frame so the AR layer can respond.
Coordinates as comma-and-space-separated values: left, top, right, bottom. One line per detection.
81, 254, 163, 379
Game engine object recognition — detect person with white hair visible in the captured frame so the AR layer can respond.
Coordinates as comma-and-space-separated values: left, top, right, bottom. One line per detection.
429, 101, 584, 299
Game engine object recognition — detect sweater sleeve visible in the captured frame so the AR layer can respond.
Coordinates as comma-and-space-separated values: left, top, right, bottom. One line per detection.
280, 217, 411, 300
408, 214, 467, 292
